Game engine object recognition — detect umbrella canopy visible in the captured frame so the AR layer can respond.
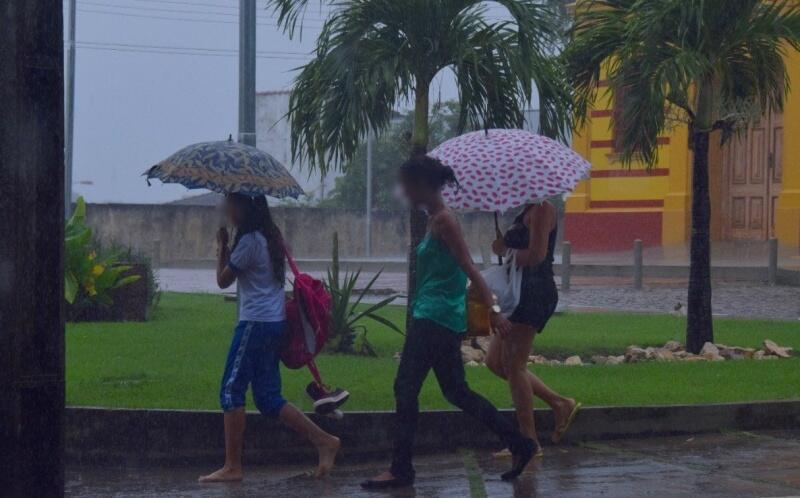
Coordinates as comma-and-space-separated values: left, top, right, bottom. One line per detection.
429, 129, 591, 212
145, 139, 305, 199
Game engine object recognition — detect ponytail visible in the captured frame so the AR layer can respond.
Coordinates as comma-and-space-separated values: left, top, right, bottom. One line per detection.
400, 154, 460, 192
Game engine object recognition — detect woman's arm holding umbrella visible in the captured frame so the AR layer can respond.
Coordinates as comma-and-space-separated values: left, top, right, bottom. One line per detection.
216, 227, 236, 289
515, 203, 554, 267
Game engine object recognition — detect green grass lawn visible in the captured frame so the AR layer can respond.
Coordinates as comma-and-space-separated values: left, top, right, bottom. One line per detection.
66, 292, 800, 412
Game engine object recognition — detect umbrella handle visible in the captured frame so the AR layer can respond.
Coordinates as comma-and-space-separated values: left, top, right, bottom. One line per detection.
494, 212, 503, 266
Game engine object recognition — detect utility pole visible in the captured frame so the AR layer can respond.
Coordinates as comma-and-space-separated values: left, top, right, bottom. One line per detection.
365, 130, 373, 257
1, 2, 65, 496
238, 0, 256, 147
237, 0, 256, 318
65, 0, 76, 218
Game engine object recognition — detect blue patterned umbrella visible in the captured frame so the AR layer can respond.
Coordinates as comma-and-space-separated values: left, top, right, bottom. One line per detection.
145, 139, 305, 199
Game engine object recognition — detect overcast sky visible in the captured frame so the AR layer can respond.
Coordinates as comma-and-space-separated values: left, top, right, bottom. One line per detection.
67, 0, 514, 204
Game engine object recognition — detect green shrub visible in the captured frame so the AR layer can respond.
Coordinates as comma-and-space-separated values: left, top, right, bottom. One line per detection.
325, 232, 403, 355
65, 197, 141, 313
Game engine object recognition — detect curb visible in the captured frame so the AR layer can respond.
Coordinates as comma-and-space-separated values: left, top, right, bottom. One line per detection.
66, 400, 800, 466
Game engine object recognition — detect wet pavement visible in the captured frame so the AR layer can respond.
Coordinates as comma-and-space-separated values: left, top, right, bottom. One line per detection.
67, 430, 800, 497
158, 268, 800, 320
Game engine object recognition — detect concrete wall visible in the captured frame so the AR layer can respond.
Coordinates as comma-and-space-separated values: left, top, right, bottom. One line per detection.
86, 203, 516, 267
255, 90, 338, 200
66, 401, 800, 466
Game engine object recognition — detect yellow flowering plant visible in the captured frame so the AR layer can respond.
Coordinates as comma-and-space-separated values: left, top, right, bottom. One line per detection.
65, 197, 141, 307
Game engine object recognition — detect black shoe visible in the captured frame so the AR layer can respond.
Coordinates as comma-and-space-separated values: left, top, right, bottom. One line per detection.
305, 382, 350, 415
501, 438, 536, 481
360, 475, 414, 489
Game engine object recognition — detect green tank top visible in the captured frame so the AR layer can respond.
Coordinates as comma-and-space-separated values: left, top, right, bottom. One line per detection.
412, 232, 468, 333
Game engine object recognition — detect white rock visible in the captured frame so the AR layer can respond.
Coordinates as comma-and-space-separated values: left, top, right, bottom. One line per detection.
472, 337, 492, 353
461, 344, 485, 364
565, 355, 583, 366
663, 340, 683, 352
682, 355, 708, 362
529, 355, 549, 365
763, 339, 793, 358
606, 355, 625, 366
700, 342, 724, 361
625, 346, 648, 363
466, 360, 480, 367
653, 349, 675, 362
718, 345, 756, 360
592, 355, 609, 365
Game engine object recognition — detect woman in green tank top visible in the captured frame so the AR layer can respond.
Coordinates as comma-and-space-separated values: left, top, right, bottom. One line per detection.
362, 156, 536, 490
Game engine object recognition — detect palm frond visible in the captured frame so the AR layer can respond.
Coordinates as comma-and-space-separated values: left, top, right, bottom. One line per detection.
566, 0, 800, 166
289, 0, 572, 173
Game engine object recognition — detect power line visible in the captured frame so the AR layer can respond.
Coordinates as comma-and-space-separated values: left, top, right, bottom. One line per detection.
76, 7, 326, 28
75, 39, 310, 56
75, 1, 329, 24
77, 0, 332, 21
73, 43, 311, 60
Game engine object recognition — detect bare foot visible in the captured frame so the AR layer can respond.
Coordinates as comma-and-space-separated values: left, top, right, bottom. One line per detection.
494, 446, 544, 459
493, 448, 513, 458
315, 436, 340, 477
553, 397, 577, 432
198, 466, 243, 483
369, 470, 396, 482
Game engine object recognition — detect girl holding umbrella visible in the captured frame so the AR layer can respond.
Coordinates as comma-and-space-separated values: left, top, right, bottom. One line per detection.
430, 129, 586, 454
147, 140, 341, 481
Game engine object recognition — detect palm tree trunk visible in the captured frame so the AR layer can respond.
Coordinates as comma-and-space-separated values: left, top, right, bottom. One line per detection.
406, 78, 431, 326
686, 84, 715, 353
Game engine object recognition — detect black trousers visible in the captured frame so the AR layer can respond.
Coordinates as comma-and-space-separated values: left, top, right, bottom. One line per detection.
390, 318, 524, 478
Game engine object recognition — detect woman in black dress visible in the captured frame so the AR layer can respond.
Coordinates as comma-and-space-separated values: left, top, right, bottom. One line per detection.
486, 201, 580, 454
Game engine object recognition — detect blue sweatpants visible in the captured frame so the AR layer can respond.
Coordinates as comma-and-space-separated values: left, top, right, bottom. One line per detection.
220, 320, 287, 418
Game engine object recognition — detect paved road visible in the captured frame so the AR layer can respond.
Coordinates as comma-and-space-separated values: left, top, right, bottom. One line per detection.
158, 268, 800, 320
66, 430, 800, 497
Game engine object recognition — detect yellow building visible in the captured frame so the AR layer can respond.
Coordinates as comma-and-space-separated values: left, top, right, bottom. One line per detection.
567, 54, 800, 253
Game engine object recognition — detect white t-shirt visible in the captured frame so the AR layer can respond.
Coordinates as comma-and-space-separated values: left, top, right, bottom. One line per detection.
228, 231, 286, 322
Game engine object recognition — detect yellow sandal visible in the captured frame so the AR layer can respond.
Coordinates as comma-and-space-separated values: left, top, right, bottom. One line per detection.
551, 401, 582, 444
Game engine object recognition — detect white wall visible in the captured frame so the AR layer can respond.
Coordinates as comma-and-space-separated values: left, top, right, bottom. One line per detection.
255, 90, 338, 202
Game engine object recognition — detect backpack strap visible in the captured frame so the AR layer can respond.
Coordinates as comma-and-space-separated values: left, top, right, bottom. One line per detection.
306, 360, 326, 389
279, 236, 301, 278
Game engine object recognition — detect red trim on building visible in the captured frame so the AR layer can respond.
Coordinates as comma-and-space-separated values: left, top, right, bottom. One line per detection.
591, 168, 670, 178
590, 137, 670, 148
565, 211, 662, 252
590, 200, 664, 209
590, 109, 613, 118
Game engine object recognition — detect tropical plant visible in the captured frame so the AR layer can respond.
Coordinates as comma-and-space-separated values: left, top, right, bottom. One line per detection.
268, 0, 573, 321
65, 197, 141, 312
325, 232, 403, 356
565, 0, 800, 352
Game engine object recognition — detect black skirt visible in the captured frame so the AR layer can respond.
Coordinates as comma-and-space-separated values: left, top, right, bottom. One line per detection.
508, 275, 558, 332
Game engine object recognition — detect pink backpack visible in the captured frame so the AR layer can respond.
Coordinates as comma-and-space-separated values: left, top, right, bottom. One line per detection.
281, 241, 331, 386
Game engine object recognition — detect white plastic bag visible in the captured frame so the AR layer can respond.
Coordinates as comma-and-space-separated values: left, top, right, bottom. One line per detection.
480, 250, 522, 317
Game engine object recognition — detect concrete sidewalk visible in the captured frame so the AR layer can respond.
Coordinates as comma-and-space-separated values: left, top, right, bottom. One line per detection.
66, 430, 800, 497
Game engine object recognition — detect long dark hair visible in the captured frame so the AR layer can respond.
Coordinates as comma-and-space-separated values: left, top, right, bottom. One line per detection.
399, 154, 460, 192
229, 194, 285, 283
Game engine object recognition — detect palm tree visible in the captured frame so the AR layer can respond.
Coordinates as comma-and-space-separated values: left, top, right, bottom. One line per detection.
565, 0, 800, 352
268, 0, 572, 313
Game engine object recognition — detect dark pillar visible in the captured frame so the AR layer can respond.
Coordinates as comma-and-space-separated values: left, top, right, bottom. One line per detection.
0, 2, 66, 497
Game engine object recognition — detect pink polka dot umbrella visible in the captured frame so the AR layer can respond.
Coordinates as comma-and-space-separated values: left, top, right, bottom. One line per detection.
429, 129, 591, 213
